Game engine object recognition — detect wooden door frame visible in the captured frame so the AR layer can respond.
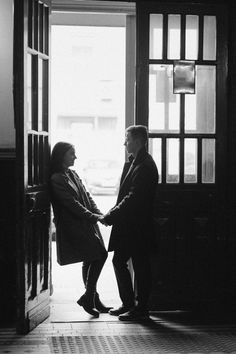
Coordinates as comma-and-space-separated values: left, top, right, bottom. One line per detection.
135, 1, 229, 309
14, 0, 51, 334
13, 0, 28, 332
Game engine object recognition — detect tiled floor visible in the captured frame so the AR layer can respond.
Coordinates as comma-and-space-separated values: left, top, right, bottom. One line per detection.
1, 261, 236, 352
1, 311, 236, 353
1, 223, 236, 353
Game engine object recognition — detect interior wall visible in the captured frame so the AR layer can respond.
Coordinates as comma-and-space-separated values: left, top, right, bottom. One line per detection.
0, 0, 15, 148
0, 0, 16, 323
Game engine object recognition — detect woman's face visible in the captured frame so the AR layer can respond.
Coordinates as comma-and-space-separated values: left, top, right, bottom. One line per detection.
62, 147, 77, 169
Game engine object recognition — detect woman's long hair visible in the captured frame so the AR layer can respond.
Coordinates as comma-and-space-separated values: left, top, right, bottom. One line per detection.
49, 142, 73, 177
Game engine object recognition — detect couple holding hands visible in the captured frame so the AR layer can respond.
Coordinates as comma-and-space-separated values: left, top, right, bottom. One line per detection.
49, 125, 158, 321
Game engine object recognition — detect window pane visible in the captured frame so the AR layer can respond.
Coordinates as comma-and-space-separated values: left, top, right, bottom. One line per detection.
39, 3, 44, 53
28, 1, 33, 48
39, 135, 44, 184
33, 0, 38, 51
27, 54, 32, 130
34, 135, 39, 185
203, 16, 216, 61
149, 138, 162, 183
202, 139, 215, 183
168, 15, 181, 59
149, 14, 163, 59
44, 6, 49, 55
38, 58, 43, 131
42, 60, 49, 131
28, 134, 33, 186
167, 139, 179, 183
185, 65, 215, 133
149, 65, 180, 132
184, 139, 197, 183
185, 15, 199, 60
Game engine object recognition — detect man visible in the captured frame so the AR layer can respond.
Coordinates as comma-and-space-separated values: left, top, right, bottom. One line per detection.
102, 125, 159, 320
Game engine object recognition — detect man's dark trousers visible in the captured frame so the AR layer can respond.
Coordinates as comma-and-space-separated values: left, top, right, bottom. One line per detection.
112, 245, 151, 310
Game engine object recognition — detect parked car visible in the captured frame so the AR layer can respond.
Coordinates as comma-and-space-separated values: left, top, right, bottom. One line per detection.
83, 159, 122, 195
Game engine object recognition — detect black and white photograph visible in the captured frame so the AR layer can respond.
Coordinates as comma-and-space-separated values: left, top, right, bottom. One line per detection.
0, 0, 236, 353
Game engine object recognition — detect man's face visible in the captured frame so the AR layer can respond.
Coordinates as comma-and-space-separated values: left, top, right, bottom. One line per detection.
124, 132, 137, 155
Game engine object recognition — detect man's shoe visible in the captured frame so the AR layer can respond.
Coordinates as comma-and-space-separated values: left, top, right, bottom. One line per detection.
118, 308, 149, 321
109, 305, 133, 316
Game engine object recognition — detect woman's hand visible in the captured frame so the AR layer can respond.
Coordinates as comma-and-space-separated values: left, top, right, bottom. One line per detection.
96, 215, 108, 226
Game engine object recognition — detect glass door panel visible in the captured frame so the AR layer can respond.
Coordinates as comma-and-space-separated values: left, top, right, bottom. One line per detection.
167, 15, 181, 59
42, 60, 49, 131
27, 54, 32, 130
149, 64, 180, 132
146, 10, 218, 185
28, 134, 33, 186
136, 1, 228, 311
185, 65, 216, 133
185, 15, 199, 60
38, 58, 43, 131
184, 138, 197, 183
203, 16, 216, 60
33, 0, 39, 51
39, 3, 44, 53
149, 14, 163, 59
149, 138, 162, 183
202, 139, 215, 183
167, 138, 180, 183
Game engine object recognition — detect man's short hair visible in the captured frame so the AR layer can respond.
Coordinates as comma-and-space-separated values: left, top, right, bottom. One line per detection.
126, 125, 148, 146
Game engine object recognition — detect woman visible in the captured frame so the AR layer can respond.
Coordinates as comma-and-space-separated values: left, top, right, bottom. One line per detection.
49, 142, 112, 317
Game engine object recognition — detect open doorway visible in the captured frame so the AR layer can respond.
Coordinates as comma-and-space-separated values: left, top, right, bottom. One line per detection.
49, 13, 134, 320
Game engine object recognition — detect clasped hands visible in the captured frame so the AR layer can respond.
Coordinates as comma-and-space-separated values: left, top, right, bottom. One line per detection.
94, 214, 108, 226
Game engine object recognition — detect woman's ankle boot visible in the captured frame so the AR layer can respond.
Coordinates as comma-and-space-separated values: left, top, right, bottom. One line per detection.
94, 292, 113, 313
77, 293, 99, 317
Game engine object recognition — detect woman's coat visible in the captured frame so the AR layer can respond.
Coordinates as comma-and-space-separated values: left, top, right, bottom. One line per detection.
50, 169, 105, 265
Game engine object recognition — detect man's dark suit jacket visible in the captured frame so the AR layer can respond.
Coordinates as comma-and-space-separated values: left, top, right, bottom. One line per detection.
105, 147, 159, 252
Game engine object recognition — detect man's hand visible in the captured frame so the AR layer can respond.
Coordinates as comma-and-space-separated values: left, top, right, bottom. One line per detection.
97, 215, 108, 226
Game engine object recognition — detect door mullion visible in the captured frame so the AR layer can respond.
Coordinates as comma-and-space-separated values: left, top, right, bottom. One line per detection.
198, 137, 202, 183
181, 14, 186, 59
198, 15, 204, 61
162, 137, 167, 183
180, 138, 184, 184
180, 94, 185, 183
163, 13, 168, 61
